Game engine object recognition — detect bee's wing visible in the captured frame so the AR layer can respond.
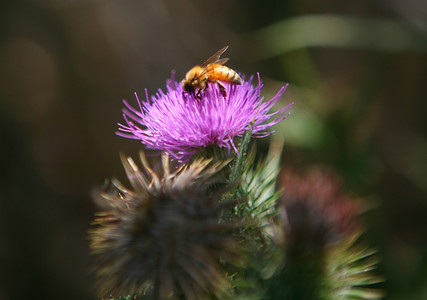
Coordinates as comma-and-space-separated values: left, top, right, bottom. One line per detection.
215, 58, 229, 65
200, 46, 229, 67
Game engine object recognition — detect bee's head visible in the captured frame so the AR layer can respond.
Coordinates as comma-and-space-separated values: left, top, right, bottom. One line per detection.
182, 81, 194, 93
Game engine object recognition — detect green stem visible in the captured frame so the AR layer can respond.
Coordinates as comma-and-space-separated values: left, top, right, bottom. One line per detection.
230, 125, 254, 182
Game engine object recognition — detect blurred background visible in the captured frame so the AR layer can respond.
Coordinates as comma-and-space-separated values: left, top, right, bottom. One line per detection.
0, 0, 426, 299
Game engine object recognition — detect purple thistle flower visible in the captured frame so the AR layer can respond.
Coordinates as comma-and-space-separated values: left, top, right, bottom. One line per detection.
117, 72, 293, 162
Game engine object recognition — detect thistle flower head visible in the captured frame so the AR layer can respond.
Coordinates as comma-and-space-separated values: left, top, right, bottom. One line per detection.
117, 73, 293, 162
89, 152, 240, 299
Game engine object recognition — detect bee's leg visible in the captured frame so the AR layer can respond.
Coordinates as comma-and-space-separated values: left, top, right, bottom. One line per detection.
217, 81, 227, 97
196, 83, 209, 100
195, 89, 202, 100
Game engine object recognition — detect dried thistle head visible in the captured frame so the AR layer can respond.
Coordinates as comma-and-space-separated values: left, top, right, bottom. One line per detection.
89, 152, 240, 299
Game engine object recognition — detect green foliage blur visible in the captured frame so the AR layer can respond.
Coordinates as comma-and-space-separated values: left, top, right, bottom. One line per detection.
0, 0, 426, 299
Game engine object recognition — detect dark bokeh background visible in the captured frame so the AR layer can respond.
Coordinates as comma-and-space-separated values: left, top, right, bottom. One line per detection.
0, 1, 426, 299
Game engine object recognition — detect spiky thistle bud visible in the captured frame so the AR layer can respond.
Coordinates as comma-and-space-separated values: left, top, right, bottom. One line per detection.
89, 152, 240, 300
280, 169, 361, 250
263, 169, 383, 300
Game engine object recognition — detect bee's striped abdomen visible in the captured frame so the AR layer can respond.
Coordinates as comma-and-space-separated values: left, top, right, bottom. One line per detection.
207, 64, 242, 85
